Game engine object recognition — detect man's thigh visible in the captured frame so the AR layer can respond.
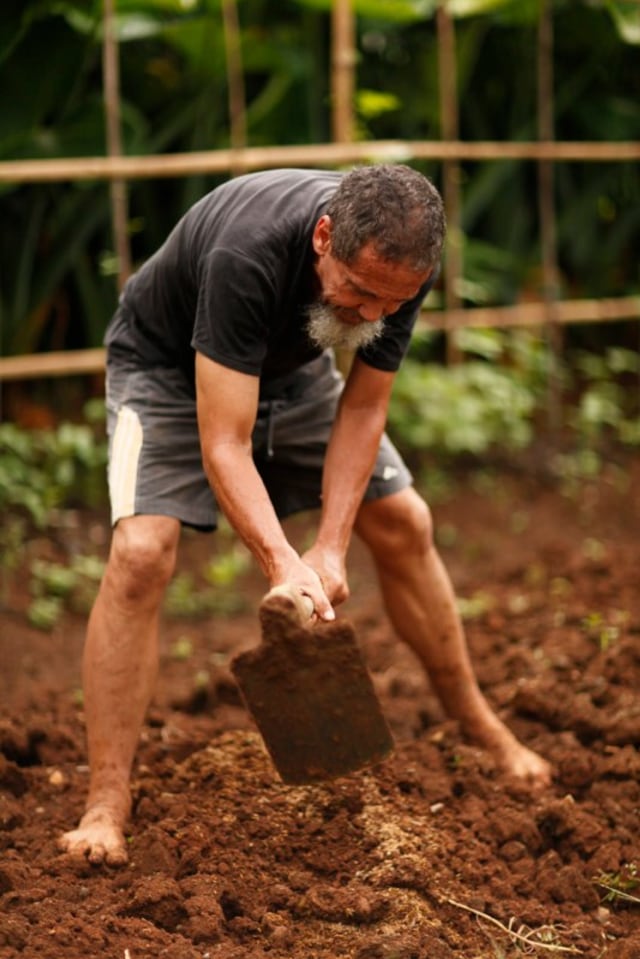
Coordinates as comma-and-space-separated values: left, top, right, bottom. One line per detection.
106, 363, 217, 529
105, 353, 414, 529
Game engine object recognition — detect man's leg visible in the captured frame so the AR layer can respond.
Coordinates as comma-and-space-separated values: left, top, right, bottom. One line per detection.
59, 514, 181, 864
355, 487, 551, 785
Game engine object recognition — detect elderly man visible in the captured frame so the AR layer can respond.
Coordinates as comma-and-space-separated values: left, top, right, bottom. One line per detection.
60, 164, 550, 866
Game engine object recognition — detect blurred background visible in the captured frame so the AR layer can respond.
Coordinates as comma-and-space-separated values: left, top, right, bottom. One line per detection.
0, 0, 639, 501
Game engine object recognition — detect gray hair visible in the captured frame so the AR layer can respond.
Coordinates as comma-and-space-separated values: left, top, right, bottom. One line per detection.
325, 164, 446, 272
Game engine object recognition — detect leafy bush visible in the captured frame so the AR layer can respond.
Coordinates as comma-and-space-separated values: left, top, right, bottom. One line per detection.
389, 358, 536, 455
389, 327, 546, 456
0, 412, 107, 528
0, 407, 108, 606
388, 331, 640, 461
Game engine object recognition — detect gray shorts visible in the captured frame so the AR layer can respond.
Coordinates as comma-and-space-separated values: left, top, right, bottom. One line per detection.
105, 350, 412, 530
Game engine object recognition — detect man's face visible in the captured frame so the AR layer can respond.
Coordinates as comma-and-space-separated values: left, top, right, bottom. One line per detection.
311, 215, 431, 328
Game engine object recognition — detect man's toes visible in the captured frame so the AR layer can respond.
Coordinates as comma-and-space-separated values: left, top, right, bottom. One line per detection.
86, 843, 107, 865
532, 759, 553, 787
105, 844, 129, 867
58, 827, 128, 866
58, 831, 87, 856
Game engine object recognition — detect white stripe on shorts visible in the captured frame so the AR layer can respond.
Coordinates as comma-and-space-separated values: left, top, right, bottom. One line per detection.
109, 405, 143, 523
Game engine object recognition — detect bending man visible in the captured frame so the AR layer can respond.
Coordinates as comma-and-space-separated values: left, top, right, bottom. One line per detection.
60, 164, 551, 866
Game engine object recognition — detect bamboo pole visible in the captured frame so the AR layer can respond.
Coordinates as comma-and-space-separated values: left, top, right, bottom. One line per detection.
330, 0, 357, 377
1, 139, 639, 185
537, 0, 562, 430
422, 295, 640, 331
221, 0, 247, 168
102, 0, 131, 289
2, 296, 638, 382
331, 0, 356, 143
437, 2, 462, 364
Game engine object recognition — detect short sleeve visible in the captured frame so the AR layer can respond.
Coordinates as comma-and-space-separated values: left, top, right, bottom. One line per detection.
191, 248, 275, 375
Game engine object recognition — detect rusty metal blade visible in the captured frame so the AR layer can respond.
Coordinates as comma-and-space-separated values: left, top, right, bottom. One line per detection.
231, 591, 394, 784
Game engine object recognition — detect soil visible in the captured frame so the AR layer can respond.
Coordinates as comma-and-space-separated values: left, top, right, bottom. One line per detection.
1, 455, 640, 959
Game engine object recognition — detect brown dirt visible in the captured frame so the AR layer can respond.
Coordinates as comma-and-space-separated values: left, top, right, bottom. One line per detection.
2, 457, 640, 959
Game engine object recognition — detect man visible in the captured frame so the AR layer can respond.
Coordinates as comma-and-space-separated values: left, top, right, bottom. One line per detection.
60, 164, 550, 866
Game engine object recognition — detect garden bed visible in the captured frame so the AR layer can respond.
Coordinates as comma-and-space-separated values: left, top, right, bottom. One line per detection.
1, 456, 640, 958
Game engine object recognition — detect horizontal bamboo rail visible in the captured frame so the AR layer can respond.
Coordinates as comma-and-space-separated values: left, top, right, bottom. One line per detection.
1, 139, 638, 384
0, 348, 108, 382
424, 295, 640, 331
1, 296, 638, 382
2, 139, 640, 184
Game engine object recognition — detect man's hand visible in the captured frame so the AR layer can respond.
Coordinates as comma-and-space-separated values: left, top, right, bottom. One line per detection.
270, 552, 336, 623
300, 544, 349, 608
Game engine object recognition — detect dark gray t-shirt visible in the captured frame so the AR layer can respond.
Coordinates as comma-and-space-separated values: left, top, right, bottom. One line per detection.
105, 168, 434, 389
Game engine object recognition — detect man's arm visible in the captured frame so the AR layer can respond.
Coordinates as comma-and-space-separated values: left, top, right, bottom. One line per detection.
195, 352, 334, 619
303, 355, 396, 603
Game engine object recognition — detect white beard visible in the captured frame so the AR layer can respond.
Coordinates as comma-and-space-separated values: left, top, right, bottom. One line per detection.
306, 303, 384, 352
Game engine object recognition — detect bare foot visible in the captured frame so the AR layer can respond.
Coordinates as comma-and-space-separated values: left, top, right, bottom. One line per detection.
469, 719, 552, 787
58, 805, 129, 866
495, 739, 552, 786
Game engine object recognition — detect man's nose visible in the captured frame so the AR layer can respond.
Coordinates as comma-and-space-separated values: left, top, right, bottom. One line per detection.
357, 301, 386, 322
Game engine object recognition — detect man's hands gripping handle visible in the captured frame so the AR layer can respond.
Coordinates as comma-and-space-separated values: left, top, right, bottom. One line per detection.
262, 584, 315, 624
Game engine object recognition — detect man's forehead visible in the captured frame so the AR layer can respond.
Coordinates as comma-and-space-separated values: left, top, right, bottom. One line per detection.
340, 248, 431, 301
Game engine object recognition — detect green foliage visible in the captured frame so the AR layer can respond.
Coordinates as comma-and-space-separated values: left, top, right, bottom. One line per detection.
164, 568, 248, 618
570, 347, 640, 447
0, 408, 107, 608
204, 545, 251, 588
389, 328, 546, 457
1, 0, 639, 363
291, 0, 433, 22
170, 634, 195, 661
28, 552, 106, 629
30, 548, 105, 595
457, 590, 494, 620
595, 863, 640, 905
605, 0, 640, 44
581, 610, 618, 652
389, 328, 639, 463
389, 357, 536, 455
0, 415, 107, 528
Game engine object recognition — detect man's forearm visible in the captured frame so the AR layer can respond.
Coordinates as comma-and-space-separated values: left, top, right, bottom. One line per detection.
316, 398, 387, 557
203, 442, 297, 580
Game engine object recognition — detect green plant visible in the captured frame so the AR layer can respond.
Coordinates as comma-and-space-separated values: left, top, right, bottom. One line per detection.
170, 635, 194, 661
0, 413, 108, 608
457, 590, 494, 620
204, 544, 251, 588
28, 595, 65, 631
389, 357, 536, 457
163, 556, 249, 620
569, 347, 640, 448
580, 609, 629, 652
594, 864, 640, 905
0, 416, 107, 523
27, 553, 106, 629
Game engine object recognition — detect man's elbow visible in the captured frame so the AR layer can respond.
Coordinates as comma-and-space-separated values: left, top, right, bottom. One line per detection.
201, 436, 252, 481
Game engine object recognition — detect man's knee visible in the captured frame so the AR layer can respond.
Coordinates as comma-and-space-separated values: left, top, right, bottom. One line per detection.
106, 516, 181, 603
356, 487, 434, 561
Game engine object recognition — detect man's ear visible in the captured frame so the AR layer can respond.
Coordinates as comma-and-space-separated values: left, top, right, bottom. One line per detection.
312, 214, 332, 255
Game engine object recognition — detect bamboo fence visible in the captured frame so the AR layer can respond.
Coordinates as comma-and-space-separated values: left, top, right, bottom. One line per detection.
0, 2, 638, 384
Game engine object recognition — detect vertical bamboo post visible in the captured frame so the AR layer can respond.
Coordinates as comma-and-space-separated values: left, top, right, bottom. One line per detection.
102, 0, 131, 290
222, 0, 247, 172
436, 2, 462, 365
331, 0, 356, 143
331, 0, 357, 376
537, 0, 562, 430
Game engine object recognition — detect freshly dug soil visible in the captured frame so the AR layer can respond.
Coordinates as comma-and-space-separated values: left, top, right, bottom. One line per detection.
1, 456, 639, 958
